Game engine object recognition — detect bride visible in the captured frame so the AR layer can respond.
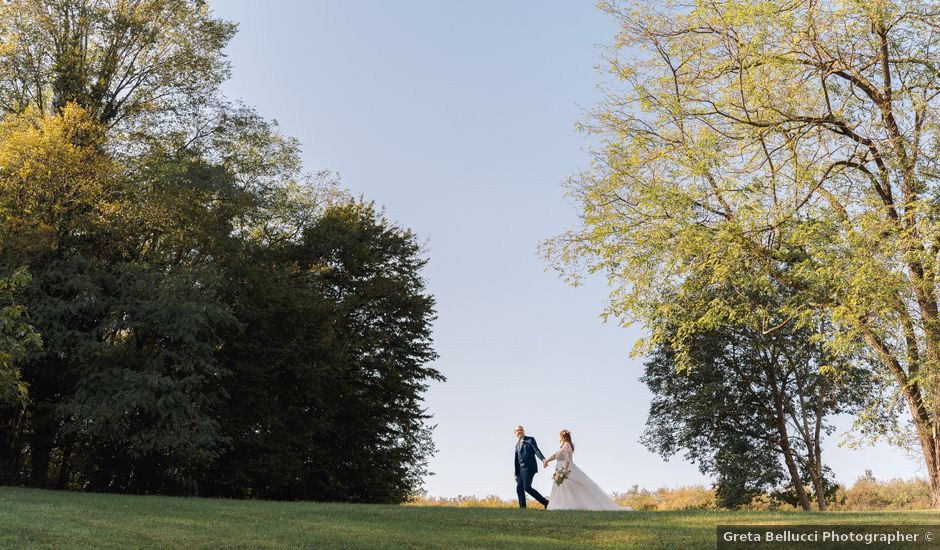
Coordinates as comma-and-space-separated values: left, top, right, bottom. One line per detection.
542, 430, 631, 511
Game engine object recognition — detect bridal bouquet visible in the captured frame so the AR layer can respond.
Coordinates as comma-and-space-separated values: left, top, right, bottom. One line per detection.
553, 469, 569, 486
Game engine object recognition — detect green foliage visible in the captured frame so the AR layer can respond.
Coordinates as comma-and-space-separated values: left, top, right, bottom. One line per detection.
300, 202, 441, 502
49, 259, 236, 494
0, 0, 236, 126
642, 309, 870, 509
208, 201, 441, 503
642, 327, 783, 508
544, 0, 940, 505
0, 1, 440, 503
0, 268, 40, 407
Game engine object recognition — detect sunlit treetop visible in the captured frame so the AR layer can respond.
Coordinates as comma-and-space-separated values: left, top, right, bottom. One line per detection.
0, 0, 236, 128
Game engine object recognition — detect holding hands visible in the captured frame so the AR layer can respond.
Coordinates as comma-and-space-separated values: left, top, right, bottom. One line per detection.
542, 453, 555, 469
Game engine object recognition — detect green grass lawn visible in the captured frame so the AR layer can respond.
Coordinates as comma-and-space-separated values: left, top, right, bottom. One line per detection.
1, 486, 938, 549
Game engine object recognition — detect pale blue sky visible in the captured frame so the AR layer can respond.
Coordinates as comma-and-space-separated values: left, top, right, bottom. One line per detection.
213, 0, 921, 499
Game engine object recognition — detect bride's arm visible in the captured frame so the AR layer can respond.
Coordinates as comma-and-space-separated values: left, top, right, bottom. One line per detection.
542, 452, 556, 468
561, 443, 572, 470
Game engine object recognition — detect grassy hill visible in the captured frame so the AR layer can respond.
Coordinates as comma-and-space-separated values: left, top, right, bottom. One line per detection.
1, 486, 937, 549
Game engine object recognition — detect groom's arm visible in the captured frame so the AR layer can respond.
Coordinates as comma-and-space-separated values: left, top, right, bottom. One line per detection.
530, 438, 546, 461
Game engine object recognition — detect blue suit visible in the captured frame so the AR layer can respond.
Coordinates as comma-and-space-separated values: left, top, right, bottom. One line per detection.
514, 435, 548, 508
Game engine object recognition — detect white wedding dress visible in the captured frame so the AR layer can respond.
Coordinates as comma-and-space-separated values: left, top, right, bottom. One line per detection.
546, 443, 631, 511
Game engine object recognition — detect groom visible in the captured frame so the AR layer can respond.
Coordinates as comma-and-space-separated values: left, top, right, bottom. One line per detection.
513, 425, 549, 509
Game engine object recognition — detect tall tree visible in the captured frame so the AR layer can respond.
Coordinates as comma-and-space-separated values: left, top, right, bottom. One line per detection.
301, 202, 441, 503
642, 286, 872, 509
545, 0, 940, 506
0, 104, 127, 487
208, 201, 442, 503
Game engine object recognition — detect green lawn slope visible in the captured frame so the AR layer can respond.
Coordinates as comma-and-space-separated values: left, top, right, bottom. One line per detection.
2, 487, 937, 549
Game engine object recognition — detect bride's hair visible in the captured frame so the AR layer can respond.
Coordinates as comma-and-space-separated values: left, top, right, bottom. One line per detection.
559, 429, 574, 452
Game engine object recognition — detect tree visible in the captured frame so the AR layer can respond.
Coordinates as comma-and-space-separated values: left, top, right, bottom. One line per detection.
0, 1, 271, 492
642, 283, 872, 509
0, 103, 128, 487
544, 0, 940, 506
0, 0, 442, 502
0, 0, 235, 127
301, 202, 441, 503
51, 259, 236, 494
207, 201, 442, 503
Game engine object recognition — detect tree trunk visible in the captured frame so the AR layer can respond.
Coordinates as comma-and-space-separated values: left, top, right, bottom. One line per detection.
28, 431, 52, 488
777, 432, 811, 510
865, 330, 940, 508
55, 441, 72, 490
790, 366, 828, 511
27, 402, 64, 489
898, 391, 940, 508
0, 407, 27, 484
807, 468, 826, 511
770, 391, 811, 510
812, 376, 827, 511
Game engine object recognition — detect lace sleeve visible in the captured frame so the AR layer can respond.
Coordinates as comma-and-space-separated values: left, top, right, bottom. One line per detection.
560, 443, 573, 469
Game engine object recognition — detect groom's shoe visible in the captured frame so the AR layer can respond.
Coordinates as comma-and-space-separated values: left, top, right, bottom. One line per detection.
544, 500, 549, 509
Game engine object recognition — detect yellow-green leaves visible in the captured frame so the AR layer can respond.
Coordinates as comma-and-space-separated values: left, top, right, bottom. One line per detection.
545, 0, 940, 470
0, 103, 121, 263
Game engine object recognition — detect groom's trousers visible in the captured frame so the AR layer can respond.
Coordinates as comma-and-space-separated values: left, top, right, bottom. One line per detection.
516, 466, 548, 508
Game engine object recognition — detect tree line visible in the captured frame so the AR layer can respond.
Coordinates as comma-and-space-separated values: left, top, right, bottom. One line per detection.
0, 0, 441, 503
